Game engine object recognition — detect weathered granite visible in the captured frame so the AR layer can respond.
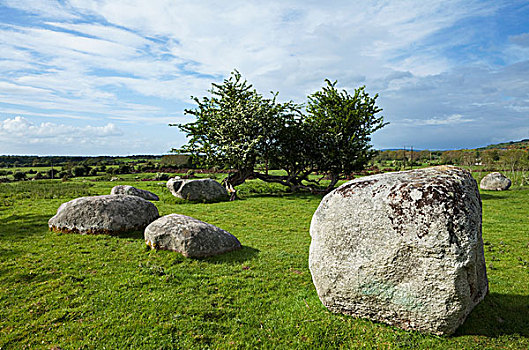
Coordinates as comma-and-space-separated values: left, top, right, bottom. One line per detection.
49, 195, 159, 235
480, 172, 511, 191
110, 185, 159, 201
309, 165, 488, 335
166, 178, 227, 201
144, 214, 241, 257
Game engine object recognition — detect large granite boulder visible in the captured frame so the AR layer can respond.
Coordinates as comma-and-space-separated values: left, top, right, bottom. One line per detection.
110, 185, 159, 201
480, 172, 511, 191
145, 214, 242, 257
309, 166, 488, 335
166, 178, 228, 201
49, 195, 159, 235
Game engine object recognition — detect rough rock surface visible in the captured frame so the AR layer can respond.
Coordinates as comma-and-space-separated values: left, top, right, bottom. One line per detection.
110, 185, 159, 201
309, 166, 488, 335
480, 172, 511, 191
166, 178, 228, 201
49, 195, 159, 235
144, 214, 242, 257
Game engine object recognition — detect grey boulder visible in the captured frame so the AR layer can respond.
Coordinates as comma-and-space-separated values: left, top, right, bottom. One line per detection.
110, 185, 159, 201
144, 214, 242, 257
309, 166, 488, 335
480, 172, 511, 191
49, 195, 159, 235
166, 178, 228, 201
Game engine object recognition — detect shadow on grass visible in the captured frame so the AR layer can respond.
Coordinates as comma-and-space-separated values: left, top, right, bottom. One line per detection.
0, 214, 51, 240
198, 245, 260, 264
480, 193, 507, 201
115, 230, 144, 240
115, 229, 260, 264
238, 191, 324, 201
456, 292, 529, 337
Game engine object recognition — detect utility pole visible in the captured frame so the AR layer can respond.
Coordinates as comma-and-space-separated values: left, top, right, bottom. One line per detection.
410, 146, 413, 169
401, 146, 405, 170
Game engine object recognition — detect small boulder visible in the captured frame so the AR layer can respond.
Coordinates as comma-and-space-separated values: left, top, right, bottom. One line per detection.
480, 172, 511, 191
144, 214, 242, 257
309, 166, 488, 335
110, 185, 159, 201
49, 195, 159, 235
166, 178, 228, 201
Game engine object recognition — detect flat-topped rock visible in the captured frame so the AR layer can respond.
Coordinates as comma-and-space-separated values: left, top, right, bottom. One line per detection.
480, 172, 511, 191
144, 214, 242, 257
110, 185, 159, 201
49, 195, 159, 235
309, 166, 488, 335
166, 178, 227, 201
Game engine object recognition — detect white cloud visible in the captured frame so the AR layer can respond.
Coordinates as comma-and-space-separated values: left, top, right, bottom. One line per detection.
401, 114, 475, 126
0, 0, 527, 154
0, 116, 122, 139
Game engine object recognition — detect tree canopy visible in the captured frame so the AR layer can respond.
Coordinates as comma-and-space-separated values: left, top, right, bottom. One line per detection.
174, 71, 386, 198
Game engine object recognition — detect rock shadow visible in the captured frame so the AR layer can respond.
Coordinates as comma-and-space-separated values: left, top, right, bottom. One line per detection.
0, 213, 51, 240
195, 245, 260, 264
455, 292, 529, 337
239, 192, 323, 201
480, 193, 507, 201
114, 230, 144, 240
111, 231, 260, 263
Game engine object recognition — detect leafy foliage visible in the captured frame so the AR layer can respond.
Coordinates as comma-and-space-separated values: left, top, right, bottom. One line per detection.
176, 71, 386, 196
306, 80, 387, 181
179, 71, 297, 172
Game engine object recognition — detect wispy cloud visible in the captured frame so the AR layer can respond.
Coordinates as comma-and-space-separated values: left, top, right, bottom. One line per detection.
0, 116, 122, 138
0, 0, 528, 154
401, 114, 475, 126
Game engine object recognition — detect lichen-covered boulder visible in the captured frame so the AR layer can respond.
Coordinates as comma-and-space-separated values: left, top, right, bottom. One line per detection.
166, 178, 228, 201
49, 195, 159, 235
110, 185, 159, 201
309, 166, 488, 335
144, 214, 242, 257
480, 172, 511, 191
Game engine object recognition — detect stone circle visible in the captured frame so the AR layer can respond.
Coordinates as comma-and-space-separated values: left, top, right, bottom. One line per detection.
480, 172, 511, 191
166, 178, 228, 201
144, 214, 242, 257
110, 185, 159, 201
309, 165, 488, 335
49, 195, 159, 235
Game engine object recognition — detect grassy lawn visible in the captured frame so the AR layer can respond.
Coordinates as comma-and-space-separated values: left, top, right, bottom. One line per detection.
0, 177, 528, 349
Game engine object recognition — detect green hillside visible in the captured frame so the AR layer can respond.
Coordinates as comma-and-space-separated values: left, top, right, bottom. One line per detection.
479, 139, 529, 150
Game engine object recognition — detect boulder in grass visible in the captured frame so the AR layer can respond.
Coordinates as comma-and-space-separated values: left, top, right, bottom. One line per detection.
144, 214, 242, 258
166, 178, 228, 201
110, 185, 159, 201
49, 195, 159, 235
309, 166, 488, 335
480, 172, 511, 191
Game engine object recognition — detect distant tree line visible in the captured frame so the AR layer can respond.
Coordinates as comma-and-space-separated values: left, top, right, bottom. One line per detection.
0, 155, 161, 168
375, 148, 529, 186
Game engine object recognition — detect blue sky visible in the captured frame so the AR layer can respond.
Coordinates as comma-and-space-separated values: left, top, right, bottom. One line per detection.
0, 0, 528, 155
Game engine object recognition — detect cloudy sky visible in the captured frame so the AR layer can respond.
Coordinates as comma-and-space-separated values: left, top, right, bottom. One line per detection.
1, 0, 528, 155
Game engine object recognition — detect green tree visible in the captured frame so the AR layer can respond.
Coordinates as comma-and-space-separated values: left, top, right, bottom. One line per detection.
175, 72, 386, 198
13, 171, 26, 181
305, 80, 386, 189
176, 70, 299, 198
72, 166, 87, 177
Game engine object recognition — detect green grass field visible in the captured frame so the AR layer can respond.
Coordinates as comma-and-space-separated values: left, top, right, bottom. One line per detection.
1, 176, 528, 349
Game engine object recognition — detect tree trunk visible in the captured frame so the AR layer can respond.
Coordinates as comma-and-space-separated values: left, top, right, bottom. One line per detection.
222, 168, 254, 201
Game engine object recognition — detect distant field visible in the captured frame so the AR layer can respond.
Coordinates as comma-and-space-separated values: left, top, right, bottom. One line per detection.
0, 175, 528, 348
